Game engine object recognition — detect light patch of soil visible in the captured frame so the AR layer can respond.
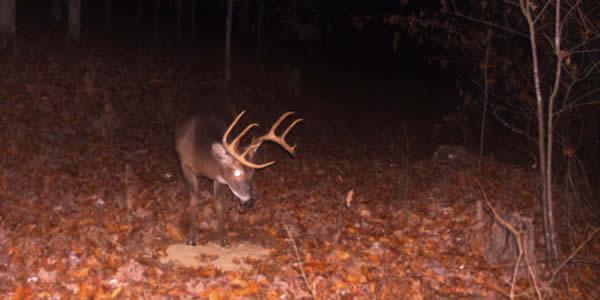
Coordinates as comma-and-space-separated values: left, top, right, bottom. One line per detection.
160, 242, 273, 272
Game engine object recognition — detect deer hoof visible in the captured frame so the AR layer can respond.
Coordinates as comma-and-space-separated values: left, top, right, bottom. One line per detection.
219, 237, 229, 247
187, 235, 197, 246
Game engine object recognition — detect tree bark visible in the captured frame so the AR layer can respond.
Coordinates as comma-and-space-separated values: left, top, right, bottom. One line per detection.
479, 30, 492, 168
255, 0, 265, 60
176, 0, 182, 41
545, 0, 561, 264
154, 0, 160, 42
190, 0, 196, 38
225, 0, 233, 87
105, 0, 112, 30
239, 0, 251, 37
52, 0, 63, 22
68, 0, 81, 41
584, 115, 600, 174
136, 0, 143, 28
0, 0, 17, 55
519, 0, 559, 264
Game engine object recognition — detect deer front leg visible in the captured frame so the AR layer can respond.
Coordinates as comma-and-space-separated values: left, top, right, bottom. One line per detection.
181, 165, 199, 246
213, 181, 228, 246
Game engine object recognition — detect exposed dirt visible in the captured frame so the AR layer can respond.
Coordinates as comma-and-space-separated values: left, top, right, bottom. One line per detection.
0, 26, 598, 299
161, 243, 272, 272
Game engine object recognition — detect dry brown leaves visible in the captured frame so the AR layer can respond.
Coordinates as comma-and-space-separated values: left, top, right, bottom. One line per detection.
0, 28, 597, 300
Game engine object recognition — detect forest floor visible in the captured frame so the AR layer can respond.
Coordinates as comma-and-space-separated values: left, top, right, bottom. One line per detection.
0, 30, 599, 299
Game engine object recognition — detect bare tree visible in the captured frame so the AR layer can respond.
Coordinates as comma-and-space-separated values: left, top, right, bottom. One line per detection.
154, 0, 160, 42
104, 0, 112, 30
517, 0, 562, 264
176, 0, 182, 41
52, 0, 63, 22
136, 0, 143, 27
190, 0, 197, 38
239, 0, 251, 37
398, 0, 600, 266
0, 0, 16, 55
256, 0, 265, 60
68, 0, 81, 41
225, 0, 233, 88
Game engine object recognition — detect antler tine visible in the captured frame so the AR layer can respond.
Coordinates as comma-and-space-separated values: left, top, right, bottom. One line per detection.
223, 111, 258, 147
223, 111, 244, 145
232, 122, 258, 148
255, 111, 303, 155
267, 111, 296, 134
281, 118, 304, 151
222, 111, 302, 169
239, 154, 275, 169
222, 111, 275, 169
240, 142, 260, 158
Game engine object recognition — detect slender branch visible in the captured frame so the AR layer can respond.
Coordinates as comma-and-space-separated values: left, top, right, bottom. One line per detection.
285, 226, 317, 299
485, 107, 537, 144
558, 60, 600, 111
555, 99, 600, 116
570, 49, 600, 55
562, 0, 584, 30
567, 34, 600, 53
533, 0, 554, 24
520, 0, 554, 265
550, 227, 600, 283
479, 30, 492, 167
545, 0, 563, 263
449, 10, 529, 38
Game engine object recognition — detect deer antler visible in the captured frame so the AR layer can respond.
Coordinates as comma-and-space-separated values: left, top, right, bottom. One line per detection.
222, 111, 303, 169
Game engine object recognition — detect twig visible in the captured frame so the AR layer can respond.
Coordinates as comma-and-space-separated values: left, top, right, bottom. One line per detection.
402, 123, 410, 221
474, 179, 542, 300
549, 227, 600, 283
479, 29, 492, 169
285, 225, 317, 299
448, 10, 529, 38
125, 164, 132, 212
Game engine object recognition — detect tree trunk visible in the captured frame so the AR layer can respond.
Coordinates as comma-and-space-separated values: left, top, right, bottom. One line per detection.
519, 0, 559, 264
154, 0, 160, 42
239, 0, 251, 37
255, 0, 265, 60
176, 0, 182, 41
225, 0, 233, 87
545, 0, 562, 264
136, 0, 142, 28
0, 0, 16, 55
587, 116, 600, 174
68, 0, 81, 41
52, 0, 63, 22
105, 0, 112, 30
190, 0, 196, 38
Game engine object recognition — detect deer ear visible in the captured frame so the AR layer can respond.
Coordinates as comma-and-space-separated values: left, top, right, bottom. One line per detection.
212, 143, 233, 165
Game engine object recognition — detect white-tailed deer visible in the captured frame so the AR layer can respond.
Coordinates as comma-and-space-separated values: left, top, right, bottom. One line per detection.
174, 105, 302, 246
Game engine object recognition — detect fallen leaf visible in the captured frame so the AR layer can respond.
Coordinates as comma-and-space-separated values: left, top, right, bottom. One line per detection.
165, 223, 184, 241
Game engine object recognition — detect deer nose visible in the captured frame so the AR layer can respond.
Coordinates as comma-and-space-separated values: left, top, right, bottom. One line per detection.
240, 198, 254, 210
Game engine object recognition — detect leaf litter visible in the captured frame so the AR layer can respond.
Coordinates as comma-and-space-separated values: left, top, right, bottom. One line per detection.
0, 28, 597, 299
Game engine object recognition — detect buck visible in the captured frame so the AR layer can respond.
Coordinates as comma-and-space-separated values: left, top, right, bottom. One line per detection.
174, 105, 302, 246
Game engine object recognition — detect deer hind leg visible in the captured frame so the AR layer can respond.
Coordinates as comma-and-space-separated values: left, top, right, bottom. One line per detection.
181, 165, 200, 245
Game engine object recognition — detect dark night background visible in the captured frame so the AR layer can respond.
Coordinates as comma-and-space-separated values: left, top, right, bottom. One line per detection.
0, 0, 598, 298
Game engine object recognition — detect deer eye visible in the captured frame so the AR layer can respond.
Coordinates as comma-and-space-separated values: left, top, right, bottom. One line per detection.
234, 169, 243, 177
